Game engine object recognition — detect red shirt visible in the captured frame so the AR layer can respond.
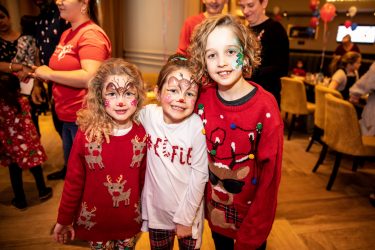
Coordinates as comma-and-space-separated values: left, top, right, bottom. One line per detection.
197, 82, 283, 250
177, 13, 205, 56
49, 21, 111, 122
57, 123, 147, 241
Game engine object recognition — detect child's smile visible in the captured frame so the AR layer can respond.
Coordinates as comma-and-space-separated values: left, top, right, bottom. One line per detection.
102, 74, 138, 129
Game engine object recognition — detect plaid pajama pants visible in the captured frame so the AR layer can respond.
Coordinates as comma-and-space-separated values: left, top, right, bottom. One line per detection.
89, 234, 139, 250
149, 228, 198, 250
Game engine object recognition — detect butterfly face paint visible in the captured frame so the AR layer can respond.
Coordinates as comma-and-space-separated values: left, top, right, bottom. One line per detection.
159, 68, 198, 124
102, 74, 139, 129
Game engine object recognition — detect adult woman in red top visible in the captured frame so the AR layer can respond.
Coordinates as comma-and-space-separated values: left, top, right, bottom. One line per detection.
33, 0, 112, 179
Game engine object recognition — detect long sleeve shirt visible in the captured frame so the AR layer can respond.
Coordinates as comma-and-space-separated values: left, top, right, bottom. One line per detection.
57, 124, 147, 241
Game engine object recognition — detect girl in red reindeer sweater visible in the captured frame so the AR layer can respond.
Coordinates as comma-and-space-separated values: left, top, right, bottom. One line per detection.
53, 58, 147, 250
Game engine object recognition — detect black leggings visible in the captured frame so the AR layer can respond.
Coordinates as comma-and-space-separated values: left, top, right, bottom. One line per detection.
8, 163, 47, 200
212, 231, 267, 250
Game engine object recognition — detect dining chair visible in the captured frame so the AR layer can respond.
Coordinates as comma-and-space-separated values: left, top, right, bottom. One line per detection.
312, 93, 375, 191
306, 85, 342, 152
280, 77, 316, 140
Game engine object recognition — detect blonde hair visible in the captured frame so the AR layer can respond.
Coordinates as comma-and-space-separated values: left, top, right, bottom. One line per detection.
329, 51, 361, 75
77, 58, 146, 143
188, 14, 261, 85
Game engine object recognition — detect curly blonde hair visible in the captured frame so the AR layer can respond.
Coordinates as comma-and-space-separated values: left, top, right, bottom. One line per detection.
188, 14, 261, 85
77, 58, 146, 143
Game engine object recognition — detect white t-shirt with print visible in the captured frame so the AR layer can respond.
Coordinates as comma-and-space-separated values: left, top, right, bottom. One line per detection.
138, 104, 208, 248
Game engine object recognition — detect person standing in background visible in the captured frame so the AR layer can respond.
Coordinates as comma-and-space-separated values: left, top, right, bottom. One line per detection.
31, 0, 70, 180
177, 0, 227, 56
334, 34, 360, 56
32, 0, 112, 181
238, 0, 289, 106
0, 4, 31, 79
349, 62, 375, 208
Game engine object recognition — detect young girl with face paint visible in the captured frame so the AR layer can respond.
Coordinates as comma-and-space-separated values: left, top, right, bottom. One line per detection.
189, 14, 283, 250
138, 54, 208, 250
53, 58, 147, 250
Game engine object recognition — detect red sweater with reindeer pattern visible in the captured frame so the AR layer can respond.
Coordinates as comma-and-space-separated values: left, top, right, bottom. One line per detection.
57, 123, 147, 241
197, 82, 283, 250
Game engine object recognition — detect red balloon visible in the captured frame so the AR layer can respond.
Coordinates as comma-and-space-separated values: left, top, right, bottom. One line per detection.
310, 17, 319, 28
344, 20, 352, 28
320, 3, 336, 22
309, 0, 320, 11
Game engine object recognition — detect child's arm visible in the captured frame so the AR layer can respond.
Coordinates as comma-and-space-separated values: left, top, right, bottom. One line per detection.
53, 223, 75, 244
173, 117, 209, 237
350, 62, 375, 97
56, 131, 86, 235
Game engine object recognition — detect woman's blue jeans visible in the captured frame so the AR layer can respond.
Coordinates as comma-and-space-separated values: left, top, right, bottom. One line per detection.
62, 122, 78, 166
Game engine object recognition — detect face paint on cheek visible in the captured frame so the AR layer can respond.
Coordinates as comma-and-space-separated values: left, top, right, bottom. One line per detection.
104, 99, 110, 108
163, 94, 173, 103
233, 51, 244, 70
130, 99, 138, 106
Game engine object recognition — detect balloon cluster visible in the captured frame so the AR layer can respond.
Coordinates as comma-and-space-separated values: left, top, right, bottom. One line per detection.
309, 0, 320, 29
344, 6, 358, 30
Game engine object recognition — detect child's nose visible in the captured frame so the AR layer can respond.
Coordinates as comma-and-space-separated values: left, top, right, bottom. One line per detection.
218, 56, 227, 67
117, 102, 124, 107
178, 98, 185, 103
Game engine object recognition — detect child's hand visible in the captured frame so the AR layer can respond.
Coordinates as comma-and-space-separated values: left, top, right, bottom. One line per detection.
176, 223, 192, 239
53, 223, 75, 244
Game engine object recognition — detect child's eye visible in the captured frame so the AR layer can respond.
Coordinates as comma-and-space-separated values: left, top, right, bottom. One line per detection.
206, 53, 216, 59
186, 92, 196, 98
227, 49, 237, 56
105, 92, 116, 97
125, 91, 136, 97
167, 88, 177, 93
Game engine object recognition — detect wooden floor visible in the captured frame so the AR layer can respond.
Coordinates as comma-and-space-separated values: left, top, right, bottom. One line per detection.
1, 113, 375, 250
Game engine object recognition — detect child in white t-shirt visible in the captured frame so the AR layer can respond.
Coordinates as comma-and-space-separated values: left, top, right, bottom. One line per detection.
139, 54, 208, 249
